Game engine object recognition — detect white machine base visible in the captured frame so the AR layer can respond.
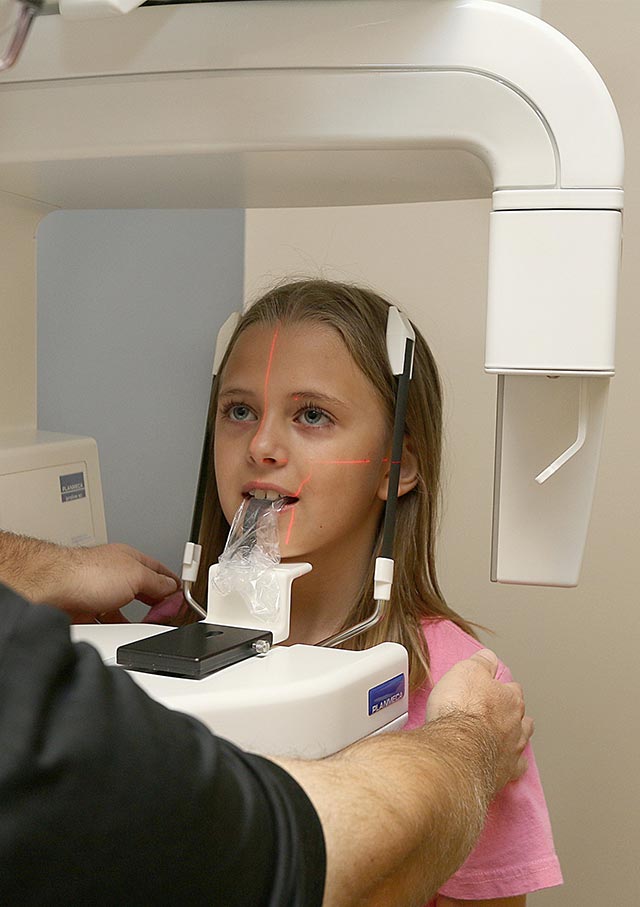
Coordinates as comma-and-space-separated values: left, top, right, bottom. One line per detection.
71, 625, 409, 759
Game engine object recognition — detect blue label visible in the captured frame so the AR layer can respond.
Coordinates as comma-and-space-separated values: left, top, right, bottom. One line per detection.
60, 472, 86, 503
368, 673, 405, 716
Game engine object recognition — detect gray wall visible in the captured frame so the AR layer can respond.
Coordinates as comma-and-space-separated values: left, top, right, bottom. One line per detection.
37, 210, 244, 609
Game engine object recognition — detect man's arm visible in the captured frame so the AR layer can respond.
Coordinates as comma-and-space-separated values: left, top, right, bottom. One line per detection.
278, 651, 532, 907
0, 585, 324, 907
0, 530, 179, 614
0, 580, 531, 907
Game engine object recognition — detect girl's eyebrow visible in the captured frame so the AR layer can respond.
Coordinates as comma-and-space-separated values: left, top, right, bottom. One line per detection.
292, 390, 347, 408
219, 387, 347, 407
218, 387, 257, 398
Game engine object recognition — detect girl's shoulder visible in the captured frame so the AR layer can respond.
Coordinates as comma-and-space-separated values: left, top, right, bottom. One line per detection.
411, 620, 564, 899
420, 618, 511, 687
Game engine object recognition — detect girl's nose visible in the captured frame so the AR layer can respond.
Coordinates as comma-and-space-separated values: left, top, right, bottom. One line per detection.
247, 418, 289, 468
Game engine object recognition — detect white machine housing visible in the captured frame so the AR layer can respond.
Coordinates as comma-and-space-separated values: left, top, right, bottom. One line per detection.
0, 0, 623, 587
0, 430, 107, 546
74, 557, 410, 758
76, 537, 410, 760
72, 621, 409, 759
0, 0, 624, 755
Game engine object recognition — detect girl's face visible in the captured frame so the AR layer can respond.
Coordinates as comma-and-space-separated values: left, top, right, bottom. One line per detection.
214, 321, 392, 563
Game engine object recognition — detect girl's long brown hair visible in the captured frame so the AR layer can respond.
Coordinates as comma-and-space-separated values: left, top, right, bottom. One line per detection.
188, 279, 478, 691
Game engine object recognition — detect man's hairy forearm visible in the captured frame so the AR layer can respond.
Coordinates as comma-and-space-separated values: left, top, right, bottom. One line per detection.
0, 532, 179, 614
0, 531, 71, 605
276, 713, 498, 907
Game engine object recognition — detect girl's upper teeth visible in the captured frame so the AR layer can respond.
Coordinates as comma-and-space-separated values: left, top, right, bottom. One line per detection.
251, 488, 282, 501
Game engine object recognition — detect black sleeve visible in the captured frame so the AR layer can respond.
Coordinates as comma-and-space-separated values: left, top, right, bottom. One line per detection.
0, 584, 326, 907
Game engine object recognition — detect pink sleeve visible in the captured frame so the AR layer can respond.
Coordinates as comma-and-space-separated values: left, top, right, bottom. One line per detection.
407, 622, 563, 903
142, 590, 185, 625
438, 663, 563, 900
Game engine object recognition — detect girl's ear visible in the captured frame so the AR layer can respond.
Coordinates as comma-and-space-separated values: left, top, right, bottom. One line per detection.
377, 437, 419, 501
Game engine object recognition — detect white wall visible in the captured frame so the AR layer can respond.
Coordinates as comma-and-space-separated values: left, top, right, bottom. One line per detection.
492, 0, 542, 14
244, 2, 640, 899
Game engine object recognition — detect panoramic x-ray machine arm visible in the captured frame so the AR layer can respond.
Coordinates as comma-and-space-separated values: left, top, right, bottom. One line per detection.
0, 0, 623, 756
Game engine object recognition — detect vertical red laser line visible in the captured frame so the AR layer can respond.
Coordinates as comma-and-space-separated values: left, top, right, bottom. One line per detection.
285, 471, 313, 546
252, 325, 280, 449
285, 510, 296, 547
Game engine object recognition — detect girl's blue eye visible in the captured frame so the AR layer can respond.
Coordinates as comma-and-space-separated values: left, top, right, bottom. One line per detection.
298, 407, 330, 427
227, 404, 256, 422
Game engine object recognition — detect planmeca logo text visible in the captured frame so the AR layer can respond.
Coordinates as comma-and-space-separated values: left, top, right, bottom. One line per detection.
59, 472, 87, 503
371, 691, 403, 713
368, 673, 405, 716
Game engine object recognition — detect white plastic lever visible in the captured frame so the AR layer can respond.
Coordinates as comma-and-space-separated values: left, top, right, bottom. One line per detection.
182, 541, 202, 583
212, 312, 240, 376
386, 306, 416, 378
182, 542, 206, 619
535, 378, 589, 484
373, 556, 394, 603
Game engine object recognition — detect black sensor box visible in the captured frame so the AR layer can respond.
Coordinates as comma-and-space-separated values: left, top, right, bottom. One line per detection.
116, 623, 272, 679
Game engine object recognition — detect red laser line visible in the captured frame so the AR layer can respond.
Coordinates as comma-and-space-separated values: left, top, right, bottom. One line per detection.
315, 458, 372, 465
294, 473, 313, 497
252, 325, 280, 454
281, 453, 389, 548
285, 510, 296, 547
285, 471, 313, 546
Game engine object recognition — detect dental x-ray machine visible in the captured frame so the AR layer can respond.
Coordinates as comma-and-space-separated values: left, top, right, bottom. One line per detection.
0, 0, 623, 757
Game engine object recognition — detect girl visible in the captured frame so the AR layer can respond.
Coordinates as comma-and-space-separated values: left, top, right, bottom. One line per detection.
147, 278, 562, 905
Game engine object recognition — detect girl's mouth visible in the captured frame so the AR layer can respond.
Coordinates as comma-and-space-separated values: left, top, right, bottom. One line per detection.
244, 488, 299, 509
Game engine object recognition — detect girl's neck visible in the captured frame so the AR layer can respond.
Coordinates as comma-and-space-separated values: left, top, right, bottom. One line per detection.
283, 536, 374, 646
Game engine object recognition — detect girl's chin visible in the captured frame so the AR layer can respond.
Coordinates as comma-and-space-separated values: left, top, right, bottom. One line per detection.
280, 552, 306, 563
279, 540, 314, 563
279, 545, 308, 561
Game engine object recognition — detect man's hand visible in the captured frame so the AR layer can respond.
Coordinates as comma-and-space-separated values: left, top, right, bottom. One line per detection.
279, 650, 535, 907
0, 532, 179, 615
61, 543, 180, 614
426, 648, 533, 793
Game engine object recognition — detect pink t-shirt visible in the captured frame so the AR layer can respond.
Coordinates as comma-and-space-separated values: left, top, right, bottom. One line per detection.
408, 618, 563, 903
144, 602, 563, 900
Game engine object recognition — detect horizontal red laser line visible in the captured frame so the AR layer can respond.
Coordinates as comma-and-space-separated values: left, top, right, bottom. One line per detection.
315, 458, 372, 465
